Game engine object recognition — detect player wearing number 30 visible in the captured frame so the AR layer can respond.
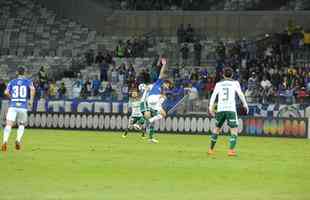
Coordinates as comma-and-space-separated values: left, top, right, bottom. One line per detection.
1, 67, 35, 152
208, 67, 248, 156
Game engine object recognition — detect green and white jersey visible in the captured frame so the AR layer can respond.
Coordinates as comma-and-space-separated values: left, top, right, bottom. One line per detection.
209, 79, 248, 113
129, 99, 143, 117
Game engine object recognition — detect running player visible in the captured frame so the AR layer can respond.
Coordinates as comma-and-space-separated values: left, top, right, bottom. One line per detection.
1, 67, 35, 151
144, 58, 171, 143
208, 67, 248, 156
122, 89, 146, 138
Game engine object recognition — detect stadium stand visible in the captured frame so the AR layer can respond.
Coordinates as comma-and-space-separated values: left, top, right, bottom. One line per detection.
0, 0, 98, 57
0, 0, 309, 111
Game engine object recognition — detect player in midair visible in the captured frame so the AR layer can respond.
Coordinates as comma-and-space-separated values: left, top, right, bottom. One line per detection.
122, 89, 146, 138
1, 67, 35, 151
143, 58, 171, 143
208, 67, 248, 156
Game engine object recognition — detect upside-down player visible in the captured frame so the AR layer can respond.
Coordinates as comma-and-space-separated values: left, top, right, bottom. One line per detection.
143, 58, 171, 143
2, 67, 35, 151
208, 67, 248, 156
122, 89, 146, 138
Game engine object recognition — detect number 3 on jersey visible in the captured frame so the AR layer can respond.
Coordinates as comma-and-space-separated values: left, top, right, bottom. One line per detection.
12, 85, 27, 98
222, 87, 229, 101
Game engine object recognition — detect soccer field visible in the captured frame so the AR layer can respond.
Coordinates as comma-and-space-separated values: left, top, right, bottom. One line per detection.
0, 129, 310, 200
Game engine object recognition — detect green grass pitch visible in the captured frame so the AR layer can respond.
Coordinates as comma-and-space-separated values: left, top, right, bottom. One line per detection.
0, 129, 310, 200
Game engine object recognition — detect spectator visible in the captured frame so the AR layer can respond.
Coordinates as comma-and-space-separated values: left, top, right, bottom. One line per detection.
85, 49, 95, 65
58, 82, 67, 99
103, 50, 114, 64
127, 63, 136, 78
186, 24, 194, 42
180, 43, 189, 66
99, 60, 109, 81
38, 66, 48, 89
91, 76, 101, 96
185, 83, 199, 111
48, 80, 58, 99
177, 24, 186, 43
205, 76, 215, 98
81, 79, 91, 98
95, 52, 105, 64
33, 80, 43, 99
72, 79, 82, 98
111, 66, 119, 84
248, 72, 258, 90
260, 76, 273, 103
0, 79, 6, 112
190, 68, 199, 81
194, 40, 202, 66
138, 69, 150, 83
115, 40, 126, 57
297, 87, 308, 103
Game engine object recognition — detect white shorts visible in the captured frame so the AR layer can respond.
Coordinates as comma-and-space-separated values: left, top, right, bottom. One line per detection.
6, 107, 28, 124
147, 95, 164, 111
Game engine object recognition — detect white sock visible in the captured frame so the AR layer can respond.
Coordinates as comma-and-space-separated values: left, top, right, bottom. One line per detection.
3, 126, 12, 144
149, 115, 163, 123
16, 125, 25, 143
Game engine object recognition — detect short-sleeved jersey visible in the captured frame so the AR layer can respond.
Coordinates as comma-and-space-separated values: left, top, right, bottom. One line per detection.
128, 99, 143, 117
209, 79, 247, 113
6, 78, 34, 109
148, 79, 164, 96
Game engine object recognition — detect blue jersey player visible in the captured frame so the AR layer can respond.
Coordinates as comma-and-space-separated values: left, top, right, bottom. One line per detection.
2, 67, 35, 152
143, 58, 171, 143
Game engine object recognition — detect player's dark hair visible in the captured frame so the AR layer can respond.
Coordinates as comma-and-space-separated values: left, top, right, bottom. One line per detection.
164, 79, 173, 88
223, 67, 233, 79
17, 67, 25, 76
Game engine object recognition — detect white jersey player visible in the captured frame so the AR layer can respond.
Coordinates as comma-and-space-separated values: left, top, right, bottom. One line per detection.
208, 67, 248, 156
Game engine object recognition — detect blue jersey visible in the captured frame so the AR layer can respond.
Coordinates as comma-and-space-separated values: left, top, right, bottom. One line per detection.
6, 78, 33, 109
148, 79, 164, 96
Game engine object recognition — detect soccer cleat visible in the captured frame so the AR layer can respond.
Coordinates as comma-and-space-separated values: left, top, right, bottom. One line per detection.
149, 138, 159, 144
228, 149, 237, 156
15, 141, 21, 150
1, 143, 7, 152
122, 134, 127, 138
208, 148, 215, 155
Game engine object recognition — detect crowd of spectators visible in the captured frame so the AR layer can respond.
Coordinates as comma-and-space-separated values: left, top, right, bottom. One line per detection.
115, 38, 149, 58
213, 24, 310, 104
117, 0, 203, 11
32, 31, 310, 105
116, 0, 310, 11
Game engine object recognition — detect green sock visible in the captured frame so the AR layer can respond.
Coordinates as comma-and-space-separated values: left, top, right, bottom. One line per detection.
149, 126, 155, 139
210, 134, 218, 150
229, 135, 237, 150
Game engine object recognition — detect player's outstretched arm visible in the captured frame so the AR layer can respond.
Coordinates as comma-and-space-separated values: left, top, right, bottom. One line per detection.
158, 58, 168, 80
235, 82, 249, 114
209, 84, 219, 116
